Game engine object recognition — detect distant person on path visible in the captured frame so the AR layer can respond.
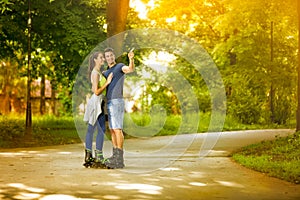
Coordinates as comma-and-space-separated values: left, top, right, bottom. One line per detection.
102, 47, 135, 169
83, 51, 113, 168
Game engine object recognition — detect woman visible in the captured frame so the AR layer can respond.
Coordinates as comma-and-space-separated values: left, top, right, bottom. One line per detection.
83, 51, 113, 168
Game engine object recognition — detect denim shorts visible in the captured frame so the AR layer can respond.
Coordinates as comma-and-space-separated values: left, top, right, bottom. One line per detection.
107, 98, 125, 129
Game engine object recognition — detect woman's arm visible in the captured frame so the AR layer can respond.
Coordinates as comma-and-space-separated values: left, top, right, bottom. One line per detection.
92, 72, 113, 96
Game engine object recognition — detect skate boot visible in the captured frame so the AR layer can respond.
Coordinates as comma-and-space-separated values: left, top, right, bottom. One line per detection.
83, 149, 94, 168
115, 148, 125, 169
105, 147, 117, 169
105, 148, 125, 169
91, 150, 107, 169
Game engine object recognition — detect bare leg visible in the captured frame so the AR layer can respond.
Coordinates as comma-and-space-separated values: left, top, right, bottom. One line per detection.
110, 129, 117, 148
114, 129, 124, 149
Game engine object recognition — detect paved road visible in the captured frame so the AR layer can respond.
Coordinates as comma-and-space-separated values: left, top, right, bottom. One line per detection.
0, 129, 299, 200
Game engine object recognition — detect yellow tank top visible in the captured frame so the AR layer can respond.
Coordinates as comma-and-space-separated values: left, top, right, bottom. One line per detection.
91, 69, 106, 95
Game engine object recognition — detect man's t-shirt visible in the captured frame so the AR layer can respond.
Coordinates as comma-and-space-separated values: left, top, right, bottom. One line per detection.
103, 63, 125, 101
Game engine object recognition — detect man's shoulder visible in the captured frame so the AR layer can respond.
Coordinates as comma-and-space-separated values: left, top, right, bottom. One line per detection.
116, 63, 125, 68
115, 63, 125, 73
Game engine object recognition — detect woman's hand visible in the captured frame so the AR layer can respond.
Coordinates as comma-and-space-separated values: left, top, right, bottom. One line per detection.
106, 72, 113, 85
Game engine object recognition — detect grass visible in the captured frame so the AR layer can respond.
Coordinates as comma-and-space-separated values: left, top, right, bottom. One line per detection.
232, 131, 300, 184
0, 115, 80, 148
123, 112, 294, 137
0, 112, 294, 148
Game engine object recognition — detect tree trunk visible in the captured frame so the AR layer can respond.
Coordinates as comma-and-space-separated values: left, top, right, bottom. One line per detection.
2, 62, 11, 114
40, 74, 46, 115
106, 0, 130, 57
51, 82, 56, 116
25, 0, 32, 136
297, 0, 300, 131
270, 21, 275, 123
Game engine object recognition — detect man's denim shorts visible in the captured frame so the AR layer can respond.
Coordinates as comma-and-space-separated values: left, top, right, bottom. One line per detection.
107, 98, 125, 129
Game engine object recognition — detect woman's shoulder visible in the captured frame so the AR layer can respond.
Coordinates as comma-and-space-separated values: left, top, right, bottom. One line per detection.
92, 69, 101, 76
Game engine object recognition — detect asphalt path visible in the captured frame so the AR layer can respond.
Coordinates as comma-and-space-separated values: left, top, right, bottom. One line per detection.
0, 129, 299, 200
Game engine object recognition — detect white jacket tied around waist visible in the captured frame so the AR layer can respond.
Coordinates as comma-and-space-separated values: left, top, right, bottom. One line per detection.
83, 94, 104, 126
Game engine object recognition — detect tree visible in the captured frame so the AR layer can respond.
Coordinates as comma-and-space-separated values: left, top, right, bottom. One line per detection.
297, 0, 300, 131
106, 0, 130, 56
0, 0, 107, 117
134, 0, 297, 125
214, 0, 297, 124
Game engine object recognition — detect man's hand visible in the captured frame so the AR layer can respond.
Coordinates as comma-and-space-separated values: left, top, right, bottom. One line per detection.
128, 50, 134, 60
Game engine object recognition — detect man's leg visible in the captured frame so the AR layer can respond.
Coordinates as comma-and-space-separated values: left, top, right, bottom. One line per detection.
107, 100, 117, 164
106, 99, 125, 168
114, 128, 124, 149
110, 129, 117, 148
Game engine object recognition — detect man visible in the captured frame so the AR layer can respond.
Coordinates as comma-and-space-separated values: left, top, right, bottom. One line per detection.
103, 47, 134, 169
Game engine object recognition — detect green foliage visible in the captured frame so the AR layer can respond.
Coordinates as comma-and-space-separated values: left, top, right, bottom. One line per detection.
0, 113, 294, 148
0, 115, 79, 148
0, 0, 107, 114
0, 0, 298, 126
139, 0, 298, 126
213, 0, 297, 125
123, 111, 286, 138
124, 112, 181, 137
0, 0, 13, 13
0, 115, 25, 144
232, 131, 300, 184
228, 88, 263, 124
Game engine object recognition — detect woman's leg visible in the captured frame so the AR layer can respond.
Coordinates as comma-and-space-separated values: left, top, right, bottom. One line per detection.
93, 113, 106, 167
85, 123, 95, 151
96, 112, 105, 151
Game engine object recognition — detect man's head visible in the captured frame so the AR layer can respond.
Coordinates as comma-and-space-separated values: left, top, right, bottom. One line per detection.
104, 47, 116, 67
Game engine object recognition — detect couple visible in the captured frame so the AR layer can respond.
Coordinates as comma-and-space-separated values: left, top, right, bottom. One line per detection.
83, 47, 135, 169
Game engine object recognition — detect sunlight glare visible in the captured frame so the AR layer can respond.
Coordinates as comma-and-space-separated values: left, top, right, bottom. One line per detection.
8, 183, 45, 193
143, 51, 176, 74
115, 183, 162, 195
40, 194, 95, 200
0, 152, 27, 157
215, 180, 245, 188
13, 192, 41, 200
58, 151, 72, 155
130, 0, 157, 20
102, 195, 120, 200
166, 16, 177, 23
189, 182, 207, 187
159, 167, 180, 171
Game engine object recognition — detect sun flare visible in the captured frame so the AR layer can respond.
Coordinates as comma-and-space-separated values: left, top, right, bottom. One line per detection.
130, 0, 157, 20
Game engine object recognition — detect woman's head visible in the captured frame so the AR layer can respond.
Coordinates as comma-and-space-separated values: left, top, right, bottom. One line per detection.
88, 51, 104, 72
88, 51, 104, 81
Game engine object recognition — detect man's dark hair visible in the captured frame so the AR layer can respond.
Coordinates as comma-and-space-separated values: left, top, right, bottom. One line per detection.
104, 47, 114, 54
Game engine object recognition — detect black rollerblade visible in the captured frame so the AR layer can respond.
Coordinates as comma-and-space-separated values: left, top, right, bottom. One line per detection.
83, 149, 94, 168
105, 148, 125, 169
91, 150, 108, 169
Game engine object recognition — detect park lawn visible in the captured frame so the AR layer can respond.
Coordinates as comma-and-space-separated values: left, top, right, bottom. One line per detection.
232, 131, 300, 184
0, 115, 81, 148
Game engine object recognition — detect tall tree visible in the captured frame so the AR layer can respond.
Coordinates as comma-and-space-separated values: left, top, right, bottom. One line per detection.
297, 0, 300, 131
106, 0, 130, 56
139, 0, 297, 124
26, 0, 32, 136
0, 0, 107, 116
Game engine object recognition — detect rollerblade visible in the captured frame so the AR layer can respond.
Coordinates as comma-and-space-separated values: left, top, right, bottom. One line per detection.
91, 150, 108, 169
83, 149, 94, 168
105, 148, 125, 169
